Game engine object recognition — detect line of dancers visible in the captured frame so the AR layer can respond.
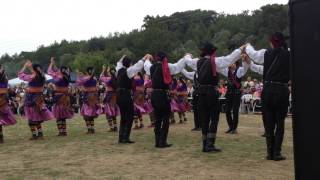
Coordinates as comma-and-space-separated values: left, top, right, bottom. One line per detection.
0, 57, 191, 142
0, 32, 290, 161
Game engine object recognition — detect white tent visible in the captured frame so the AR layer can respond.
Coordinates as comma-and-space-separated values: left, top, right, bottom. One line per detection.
8, 74, 53, 86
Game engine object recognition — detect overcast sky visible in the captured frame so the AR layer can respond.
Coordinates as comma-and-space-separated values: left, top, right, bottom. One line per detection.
0, 0, 288, 56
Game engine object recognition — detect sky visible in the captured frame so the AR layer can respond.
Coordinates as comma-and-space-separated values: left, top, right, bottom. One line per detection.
0, 0, 288, 56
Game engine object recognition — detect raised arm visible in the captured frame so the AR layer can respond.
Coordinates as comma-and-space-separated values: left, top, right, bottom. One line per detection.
181, 69, 195, 80
245, 44, 266, 64
168, 55, 189, 75
18, 60, 35, 82
236, 61, 250, 78
215, 48, 242, 70
47, 57, 61, 80
115, 55, 126, 73
127, 58, 145, 78
184, 54, 198, 71
144, 59, 152, 76
250, 62, 264, 75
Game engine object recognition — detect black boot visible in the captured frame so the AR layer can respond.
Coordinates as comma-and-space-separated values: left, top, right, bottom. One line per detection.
0, 134, 3, 143
155, 133, 160, 148
208, 138, 221, 152
158, 131, 172, 148
266, 135, 274, 160
273, 133, 285, 161
202, 140, 207, 152
225, 129, 232, 134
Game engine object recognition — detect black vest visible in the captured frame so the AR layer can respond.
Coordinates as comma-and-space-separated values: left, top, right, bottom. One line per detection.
117, 68, 132, 89
150, 62, 170, 90
197, 57, 219, 86
263, 48, 290, 83
227, 68, 242, 90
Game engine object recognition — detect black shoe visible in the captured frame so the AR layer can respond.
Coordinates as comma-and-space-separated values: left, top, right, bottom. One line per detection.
273, 154, 286, 161
202, 146, 221, 153
266, 155, 274, 160
225, 129, 232, 134
29, 135, 38, 141
118, 139, 127, 144
125, 139, 135, 144
158, 143, 173, 148
113, 127, 118, 132
231, 130, 238, 134
191, 128, 201, 131
261, 133, 266, 137
0, 135, 4, 143
162, 143, 172, 148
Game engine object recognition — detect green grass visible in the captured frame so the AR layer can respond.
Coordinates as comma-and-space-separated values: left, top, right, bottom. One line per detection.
0, 113, 294, 180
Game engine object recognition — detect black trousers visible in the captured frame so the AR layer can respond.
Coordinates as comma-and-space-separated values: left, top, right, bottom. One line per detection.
192, 92, 200, 129
197, 86, 220, 142
225, 89, 241, 131
117, 89, 134, 142
151, 90, 171, 145
262, 84, 289, 156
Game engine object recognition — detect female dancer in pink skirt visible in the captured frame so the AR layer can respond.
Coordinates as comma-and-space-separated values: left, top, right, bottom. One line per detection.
48, 57, 74, 136
169, 78, 178, 124
100, 65, 119, 132
76, 67, 101, 134
133, 72, 145, 129
18, 60, 54, 140
176, 77, 191, 123
144, 74, 155, 127
0, 65, 17, 143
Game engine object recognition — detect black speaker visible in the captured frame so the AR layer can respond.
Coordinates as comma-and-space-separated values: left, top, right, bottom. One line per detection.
289, 0, 320, 179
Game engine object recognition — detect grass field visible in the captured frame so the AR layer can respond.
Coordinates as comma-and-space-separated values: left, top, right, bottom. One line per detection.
0, 113, 294, 180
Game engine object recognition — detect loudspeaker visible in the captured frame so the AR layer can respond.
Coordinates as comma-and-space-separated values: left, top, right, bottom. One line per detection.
289, 0, 320, 179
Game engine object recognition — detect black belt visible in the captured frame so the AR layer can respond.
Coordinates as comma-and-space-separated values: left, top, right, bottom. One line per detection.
264, 81, 288, 86
117, 88, 132, 91
153, 89, 169, 91
199, 84, 218, 88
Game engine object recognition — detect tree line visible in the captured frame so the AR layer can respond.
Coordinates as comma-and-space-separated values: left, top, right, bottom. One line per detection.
0, 4, 288, 79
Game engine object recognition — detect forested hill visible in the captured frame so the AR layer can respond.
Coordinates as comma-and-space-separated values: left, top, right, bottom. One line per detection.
0, 4, 288, 78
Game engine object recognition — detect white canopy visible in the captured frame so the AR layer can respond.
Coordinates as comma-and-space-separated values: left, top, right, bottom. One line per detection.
8, 74, 53, 86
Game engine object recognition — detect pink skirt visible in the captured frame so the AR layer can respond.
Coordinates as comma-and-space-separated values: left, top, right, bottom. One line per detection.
143, 100, 153, 114
80, 103, 102, 118
134, 103, 147, 114
0, 105, 17, 126
170, 99, 179, 112
104, 103, 120, 117
52, 104, 74, 120
176, 101, 191, 113
24, 106, 54, 122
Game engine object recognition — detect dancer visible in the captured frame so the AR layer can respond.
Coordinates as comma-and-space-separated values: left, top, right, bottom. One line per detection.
245, 32, 290, 161
144, 74, 155, 127
176, 77, 190, 123
144, 52, 189, 148
48, 57, 74, 136
169, 78, 178, 124
220, 60, 249, 134
76, 67, 101, 134
100, 65, 119, 132
184, 43, 244, 152
116, 55, 148, 144
0, 65, 17, 143
133, 72, 146, 129
181, 69, 201, 131
18, 60, 54, 140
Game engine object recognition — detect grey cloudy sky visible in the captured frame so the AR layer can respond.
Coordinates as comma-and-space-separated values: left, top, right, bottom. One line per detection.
0, 0, 288, 56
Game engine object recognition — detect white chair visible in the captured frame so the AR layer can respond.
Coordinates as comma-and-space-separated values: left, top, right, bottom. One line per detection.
241, 94, 253, 113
